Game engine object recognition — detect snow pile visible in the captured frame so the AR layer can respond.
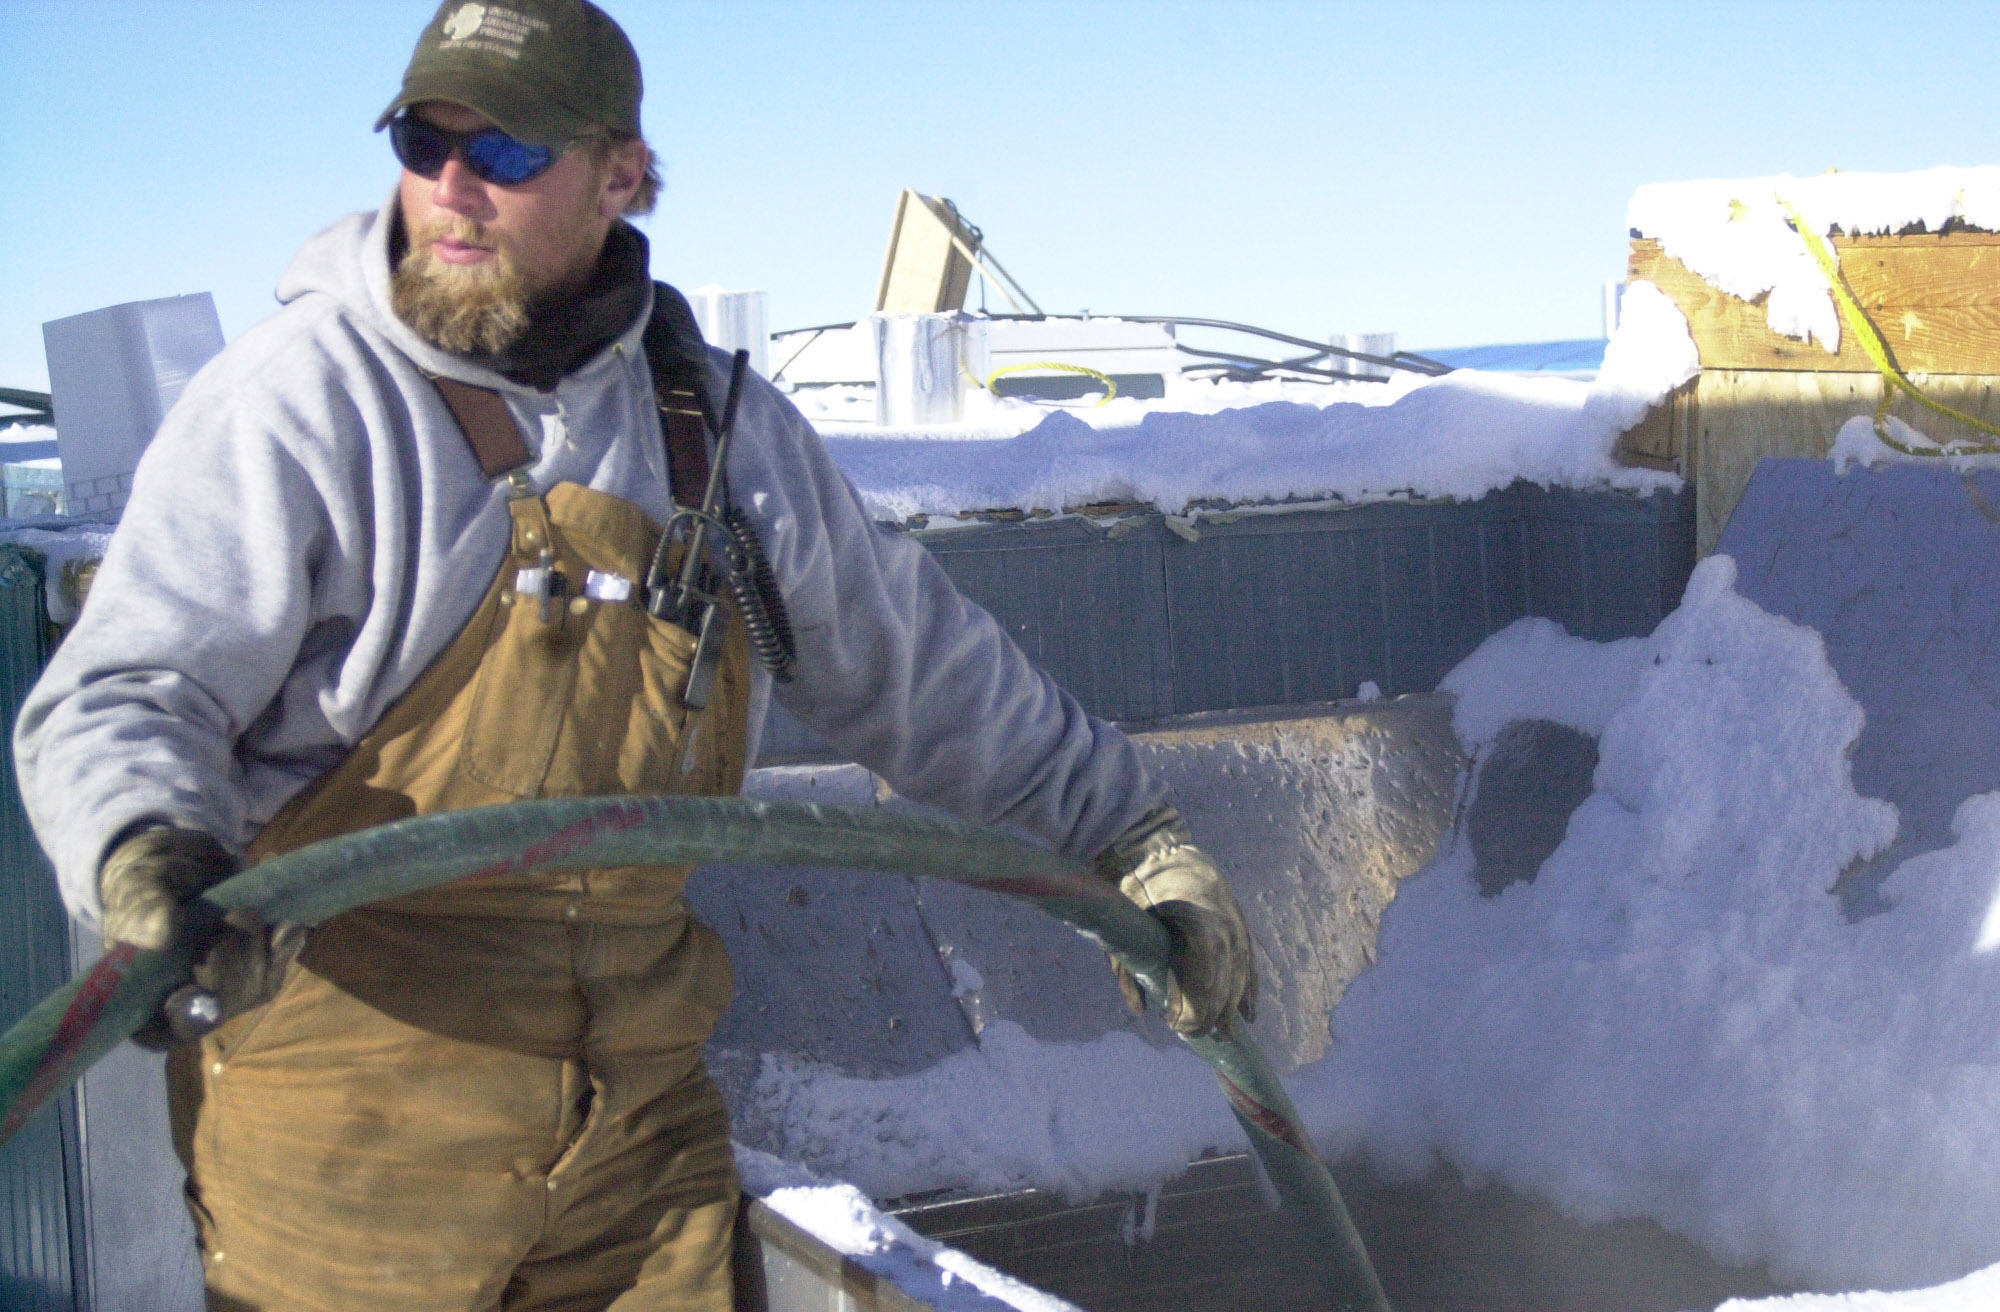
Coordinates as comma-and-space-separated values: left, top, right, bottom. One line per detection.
819, 303, 1691, 522
744, 556, 2000, 1304
1629, 166, 2000, 351
1827, 413, 2000, 472
735, 1144, 1083, 1312
1583, 281, 1700, 431
1314, 556, 2000, 1293
1721, 1264, 2000, 1312
792, 370, 1427, 439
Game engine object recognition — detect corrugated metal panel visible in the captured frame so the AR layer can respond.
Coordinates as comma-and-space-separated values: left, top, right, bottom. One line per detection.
928, 483, 1693, 721
0, 547, 85, 1312
924, 518, 1175, 722
758, 484, 1693, 761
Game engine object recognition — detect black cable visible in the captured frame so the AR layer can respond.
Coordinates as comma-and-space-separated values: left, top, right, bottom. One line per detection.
720, 507, 796, 683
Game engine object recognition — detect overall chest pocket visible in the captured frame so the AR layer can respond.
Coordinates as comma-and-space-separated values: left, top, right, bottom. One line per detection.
460, 580, 707, 798
458, 586, 591, 796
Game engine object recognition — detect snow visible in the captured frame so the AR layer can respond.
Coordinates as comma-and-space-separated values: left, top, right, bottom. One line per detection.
1313, 555, 2000, 1295
735, 1145, 1083, 1312
0, 524, 114, 623
1629, 166, 2000, 352
1827, 412, 2000, 472
1719, 1264, 2000, 1312
745, 555, 2000, 1305
745, 1020, 1232, 1204
803, 315, 1687, 523
1583, 280, 1700, 432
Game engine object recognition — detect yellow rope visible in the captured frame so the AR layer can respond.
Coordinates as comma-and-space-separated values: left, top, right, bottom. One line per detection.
969, 360, 1119, 407
1780, 197, 2000, 456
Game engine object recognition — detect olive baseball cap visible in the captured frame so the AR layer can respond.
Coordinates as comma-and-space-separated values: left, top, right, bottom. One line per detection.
375, 0, 641, 148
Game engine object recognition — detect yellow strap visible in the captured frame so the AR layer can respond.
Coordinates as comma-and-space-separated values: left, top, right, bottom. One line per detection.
1780, 197, 2000, 456
962, 359, 1119, 407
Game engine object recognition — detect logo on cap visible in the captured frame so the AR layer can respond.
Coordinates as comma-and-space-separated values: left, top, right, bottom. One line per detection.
437, 3, 547, 59
442, 4, 487, 41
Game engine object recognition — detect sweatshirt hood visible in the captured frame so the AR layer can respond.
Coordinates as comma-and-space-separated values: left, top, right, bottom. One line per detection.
273, 192, 654, 394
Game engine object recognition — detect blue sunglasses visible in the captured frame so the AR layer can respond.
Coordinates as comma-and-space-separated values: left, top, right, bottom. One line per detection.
389, 112, 559, 187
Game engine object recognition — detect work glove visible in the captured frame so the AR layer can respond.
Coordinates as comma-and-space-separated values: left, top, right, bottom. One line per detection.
1095, 806, 1258, 1037
99, 827, 305, 1051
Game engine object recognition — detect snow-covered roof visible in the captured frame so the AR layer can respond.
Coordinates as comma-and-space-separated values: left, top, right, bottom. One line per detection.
797, 288, 1696, 525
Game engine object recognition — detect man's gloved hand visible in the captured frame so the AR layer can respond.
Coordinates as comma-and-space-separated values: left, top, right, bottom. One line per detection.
99, 827, 305, 1050
1095, 806, 1258, 1037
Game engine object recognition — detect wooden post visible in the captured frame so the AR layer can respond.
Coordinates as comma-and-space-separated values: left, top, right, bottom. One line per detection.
1621, 233, 2000, 555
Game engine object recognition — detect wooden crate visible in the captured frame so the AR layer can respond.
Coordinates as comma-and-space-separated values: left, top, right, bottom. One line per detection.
1621, 233, 2000, 553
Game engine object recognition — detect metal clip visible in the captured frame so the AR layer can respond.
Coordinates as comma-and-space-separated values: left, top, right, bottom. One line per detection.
584, 570, 633, 603
682, 600, 725, 710
515, 549, 566, 622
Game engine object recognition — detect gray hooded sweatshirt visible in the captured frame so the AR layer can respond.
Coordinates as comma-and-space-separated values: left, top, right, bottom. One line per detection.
15, 204, 1159, 926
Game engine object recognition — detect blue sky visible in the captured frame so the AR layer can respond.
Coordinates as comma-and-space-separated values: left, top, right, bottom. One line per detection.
3, 1, 1996, 391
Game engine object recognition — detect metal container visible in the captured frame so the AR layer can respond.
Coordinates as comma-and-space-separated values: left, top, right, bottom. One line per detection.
871, 313, 983, 426
1333, 331, 1397, 380
686, 286, 769, 378
42, 294, 224, 517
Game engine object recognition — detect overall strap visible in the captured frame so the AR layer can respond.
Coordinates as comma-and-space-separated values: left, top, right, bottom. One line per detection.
430, 374, 536, 500
428, 279, 721, 509
642, 281, 721, 511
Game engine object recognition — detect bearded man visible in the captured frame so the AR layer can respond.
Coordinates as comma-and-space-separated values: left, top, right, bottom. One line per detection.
14, 2, 1255, 1308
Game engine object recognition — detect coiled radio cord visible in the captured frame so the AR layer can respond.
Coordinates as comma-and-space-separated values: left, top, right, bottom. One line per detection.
719, 506, 796, 683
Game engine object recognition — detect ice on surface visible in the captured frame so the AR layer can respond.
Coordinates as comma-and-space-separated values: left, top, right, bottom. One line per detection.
743, 1020, 1232, 1204
735, 1145, 1083, 1312
1628, 166, 2000, 352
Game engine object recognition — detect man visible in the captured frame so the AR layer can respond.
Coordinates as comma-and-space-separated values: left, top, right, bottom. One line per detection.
14, 2, 1254, 1308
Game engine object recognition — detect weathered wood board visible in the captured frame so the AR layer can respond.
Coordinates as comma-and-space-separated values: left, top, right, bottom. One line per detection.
1630, 234, 2000, 375
1624, 229, 2000, 552
1686, 371, 2000, 554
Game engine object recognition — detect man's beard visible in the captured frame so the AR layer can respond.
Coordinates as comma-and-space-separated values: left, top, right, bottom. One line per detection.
392, 215, 532, 356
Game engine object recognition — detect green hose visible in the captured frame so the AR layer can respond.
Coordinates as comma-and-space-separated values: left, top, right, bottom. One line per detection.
0, 796, 1389, 1311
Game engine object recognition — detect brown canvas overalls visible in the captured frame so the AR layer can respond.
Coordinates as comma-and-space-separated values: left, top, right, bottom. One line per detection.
167, 413, 754, 1310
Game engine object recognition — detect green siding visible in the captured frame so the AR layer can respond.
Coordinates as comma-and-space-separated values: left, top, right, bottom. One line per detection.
0, 547, 85, 1312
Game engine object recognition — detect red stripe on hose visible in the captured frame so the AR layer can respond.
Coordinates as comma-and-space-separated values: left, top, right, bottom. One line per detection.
974, 875, 1119, 900
1219, 1070, 1319, 1159
465, 802, 649, 883
0, 944, 139, 1142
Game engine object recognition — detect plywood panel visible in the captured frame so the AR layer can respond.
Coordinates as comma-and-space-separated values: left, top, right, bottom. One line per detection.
1617, 378, 1696, 472
874, 190, 976, 315
1690, 371, 2000, 554
1630, 234, 2000, 374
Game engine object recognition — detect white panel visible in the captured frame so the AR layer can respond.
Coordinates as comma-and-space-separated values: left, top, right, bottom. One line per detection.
871, 314, 983, 427
1333, 331, 1397, 380
687, 286, 769, 376
42, 295, 224, 517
